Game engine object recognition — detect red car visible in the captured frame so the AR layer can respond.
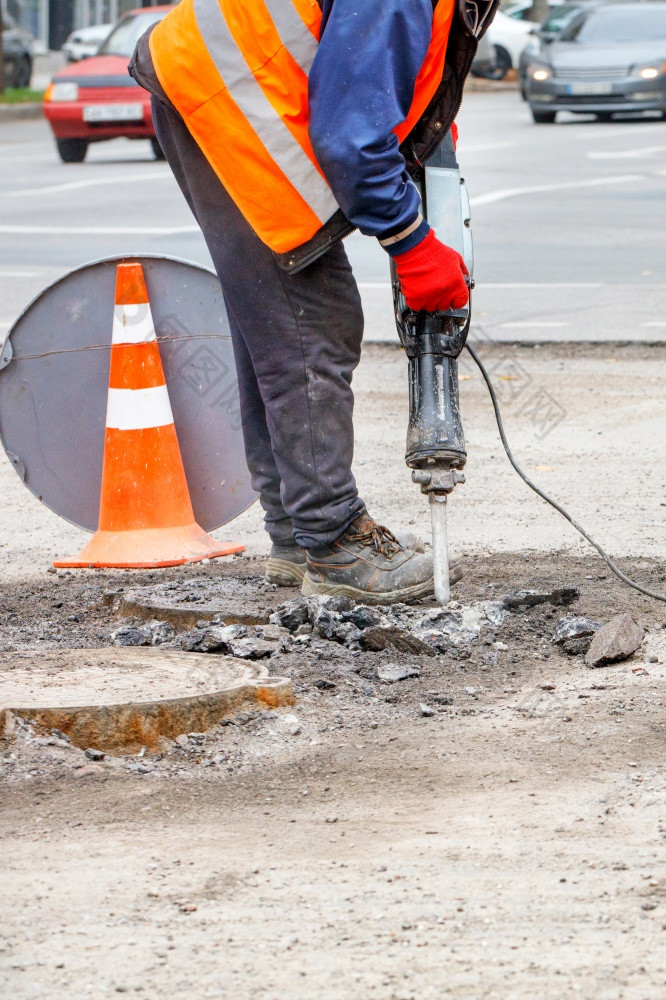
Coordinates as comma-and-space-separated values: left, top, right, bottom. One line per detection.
43, 6, 173, 163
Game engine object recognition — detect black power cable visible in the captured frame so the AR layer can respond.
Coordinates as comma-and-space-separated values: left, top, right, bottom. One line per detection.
465, 342, 666, 604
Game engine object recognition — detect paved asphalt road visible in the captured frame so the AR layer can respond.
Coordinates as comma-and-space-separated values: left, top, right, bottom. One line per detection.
1, 91, 665, 345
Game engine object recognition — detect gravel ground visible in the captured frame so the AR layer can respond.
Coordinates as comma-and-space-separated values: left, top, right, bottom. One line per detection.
2, 342, 666, 998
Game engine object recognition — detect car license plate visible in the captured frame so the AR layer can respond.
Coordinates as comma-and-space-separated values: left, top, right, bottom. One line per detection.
566, 82, 614, 96
83, 103, 143, 122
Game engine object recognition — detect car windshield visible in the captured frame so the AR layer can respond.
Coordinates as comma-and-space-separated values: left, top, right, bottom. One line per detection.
559, 6, 666, 42
540, 4, 581, 33
98, 11, 165, 57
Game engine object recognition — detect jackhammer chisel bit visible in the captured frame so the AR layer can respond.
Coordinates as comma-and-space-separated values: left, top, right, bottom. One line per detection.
393, 132, 473, 605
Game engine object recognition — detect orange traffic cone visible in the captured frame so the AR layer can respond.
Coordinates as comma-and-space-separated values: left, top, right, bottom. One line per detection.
54, 263, 244, 569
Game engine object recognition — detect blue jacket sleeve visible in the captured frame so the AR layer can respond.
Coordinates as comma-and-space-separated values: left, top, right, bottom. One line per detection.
308, 0, 434, 249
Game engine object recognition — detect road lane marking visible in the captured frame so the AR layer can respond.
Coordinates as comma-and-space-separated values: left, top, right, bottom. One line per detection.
459, 141, 514, 153
500, 322, 569, 328
0, 269, 44, 278
7, 171, 171, 198
0, 225, 199, 235
587, 147, 666, 161
481, 282, 604, 289
576, 123, 666, 140
1, 154, 59, 166
470, 174, 643, 207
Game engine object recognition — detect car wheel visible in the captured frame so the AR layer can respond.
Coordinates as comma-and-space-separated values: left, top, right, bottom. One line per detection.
13, 57, 32, 89
56, 139, 89, 163
531, 108, 557, 124
151, 138, 167, 161
484, 45, 512, 81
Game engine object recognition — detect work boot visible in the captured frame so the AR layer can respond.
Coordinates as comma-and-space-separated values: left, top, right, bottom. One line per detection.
265, 540, 308, 587
301, 513, 462, 605
264, 530, 426, 587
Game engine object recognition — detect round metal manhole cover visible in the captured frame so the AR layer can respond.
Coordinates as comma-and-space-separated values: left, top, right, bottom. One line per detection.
0, 648, 292, 751
0, 255, 256, 533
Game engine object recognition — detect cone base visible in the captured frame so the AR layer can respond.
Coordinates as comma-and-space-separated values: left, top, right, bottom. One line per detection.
54, 523, 244, 569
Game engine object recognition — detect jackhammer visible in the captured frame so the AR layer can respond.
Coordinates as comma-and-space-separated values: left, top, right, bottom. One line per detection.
393, 133, 473, 606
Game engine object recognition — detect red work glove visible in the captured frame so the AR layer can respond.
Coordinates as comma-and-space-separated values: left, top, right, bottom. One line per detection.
394, 229, 469, 313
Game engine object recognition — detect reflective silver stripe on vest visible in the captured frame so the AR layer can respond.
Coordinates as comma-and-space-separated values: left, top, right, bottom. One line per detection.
193, 0, 338, 225
263, 0, 318, 75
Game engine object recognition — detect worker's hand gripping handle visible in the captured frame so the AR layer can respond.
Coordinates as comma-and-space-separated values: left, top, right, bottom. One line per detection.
394, 230, 469, 314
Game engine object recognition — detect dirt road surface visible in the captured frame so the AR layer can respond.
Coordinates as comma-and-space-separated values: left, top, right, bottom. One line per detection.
2, 342, 666, 998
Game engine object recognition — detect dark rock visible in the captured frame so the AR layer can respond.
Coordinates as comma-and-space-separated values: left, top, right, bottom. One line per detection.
320, 595, 355, 614
85, 748, 105, 761
585, 614, 645, 668
503, 587, 579, 611
552, 615, 602, 645
340, 605, 385, 630
376, 662, 421, 684
144, 619, 176, 646
179, 623, 286, 658
111, 626, 152, 647
313, 678, 336, 690
312, 607, 358, 645
269, 597, 315, 632
359, 625, 435, 656
111, 620, 174, 648
562, 637, 593, 656
179, 627, 210, 652
179, 624, 243, 653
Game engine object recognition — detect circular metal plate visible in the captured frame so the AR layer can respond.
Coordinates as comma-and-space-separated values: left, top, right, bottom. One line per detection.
0, 255, 255, 533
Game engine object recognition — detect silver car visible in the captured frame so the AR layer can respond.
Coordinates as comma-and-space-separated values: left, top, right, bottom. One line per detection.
525, 1, 666, 122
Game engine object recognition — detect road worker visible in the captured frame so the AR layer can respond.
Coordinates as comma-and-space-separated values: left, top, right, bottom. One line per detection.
130, 0, 494, 605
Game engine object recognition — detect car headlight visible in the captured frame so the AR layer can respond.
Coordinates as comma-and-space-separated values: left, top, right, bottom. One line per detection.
47, 81, 79, 101
529, 65, 552, 81
634, 63, 666, 80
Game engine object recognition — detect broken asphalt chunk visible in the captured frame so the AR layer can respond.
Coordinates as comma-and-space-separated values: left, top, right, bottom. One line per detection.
111, 620, 175, 648
359, 625, 435, 656
269, 597, 317, 632
179, 623, 290, 659
502, 587, 579, 611
552, 615, 602, 655
585, 614, 645, 668
552, 615, 602, 644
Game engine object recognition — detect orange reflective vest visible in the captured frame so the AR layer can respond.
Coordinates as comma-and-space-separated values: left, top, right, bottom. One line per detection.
150, 0, 455, 255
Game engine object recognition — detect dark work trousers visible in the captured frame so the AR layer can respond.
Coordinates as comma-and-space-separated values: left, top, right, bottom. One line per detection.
150, 97, 366, 550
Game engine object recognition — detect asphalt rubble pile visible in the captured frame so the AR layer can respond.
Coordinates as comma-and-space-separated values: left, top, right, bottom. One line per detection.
108, 579, 650, 672
108, 582, 647, 666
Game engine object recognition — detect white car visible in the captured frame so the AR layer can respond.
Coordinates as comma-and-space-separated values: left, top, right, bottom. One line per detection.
486, 10, 534, 77
61, 24, 112, 62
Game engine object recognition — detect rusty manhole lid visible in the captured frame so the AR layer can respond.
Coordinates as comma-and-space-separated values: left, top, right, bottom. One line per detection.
118, 578, 284, 626
0, 648, 293, 751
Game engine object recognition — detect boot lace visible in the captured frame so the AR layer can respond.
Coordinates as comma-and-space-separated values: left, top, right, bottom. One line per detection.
345, 519, 402, 560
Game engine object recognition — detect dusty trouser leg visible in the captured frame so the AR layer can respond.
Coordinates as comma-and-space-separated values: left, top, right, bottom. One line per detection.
151, 97, 366, 550
224, 305, 295, 544
149, 100, 292, 544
